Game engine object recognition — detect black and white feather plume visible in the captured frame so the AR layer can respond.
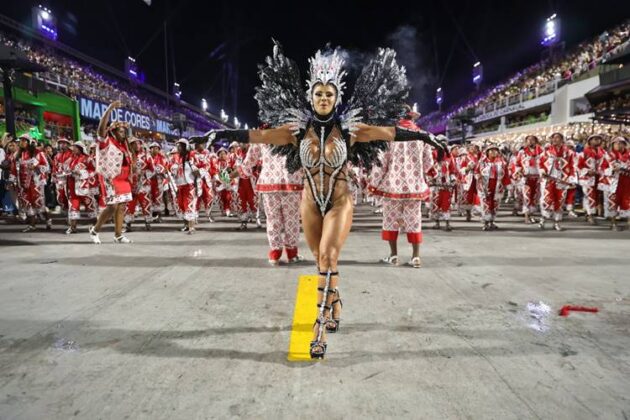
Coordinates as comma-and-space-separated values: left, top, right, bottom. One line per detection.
255, 40, 309, 174
254, 40, 310, 129
343, 48, 410, 170
344, 48, 409, 127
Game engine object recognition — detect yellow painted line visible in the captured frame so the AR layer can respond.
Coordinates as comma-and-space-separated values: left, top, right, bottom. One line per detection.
287, 275, 319, 361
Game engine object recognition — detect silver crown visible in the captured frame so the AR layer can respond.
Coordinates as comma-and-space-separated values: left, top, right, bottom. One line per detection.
306, 49, 347, 107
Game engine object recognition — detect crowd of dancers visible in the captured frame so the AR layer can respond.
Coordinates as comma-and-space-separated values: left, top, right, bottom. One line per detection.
1, 134, 264, 231
423, 132, 630, 232
3, 119, 629, 259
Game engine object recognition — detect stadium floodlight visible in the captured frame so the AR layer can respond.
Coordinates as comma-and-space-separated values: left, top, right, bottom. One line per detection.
125, 57, 142, 83
33, 6, 57, 40
201, 99, 208, 111
472, 62, 483, 88
541, 14, 560, 46
436, 87, 443, 106
244, 124, 249, 130
173, 82, 182, 99
220, 109, 229, 123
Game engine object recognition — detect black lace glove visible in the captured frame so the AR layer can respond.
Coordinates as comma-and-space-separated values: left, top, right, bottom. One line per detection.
189, 129, 250, 146
213, 129, 249, 144
394, 127, 445, 161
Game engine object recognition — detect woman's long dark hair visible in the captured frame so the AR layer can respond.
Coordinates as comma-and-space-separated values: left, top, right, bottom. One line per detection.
17, 139, 38, 162
178, 143, 189, 167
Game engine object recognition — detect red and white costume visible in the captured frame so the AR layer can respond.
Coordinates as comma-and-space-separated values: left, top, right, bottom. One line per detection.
95, 135, 133, 205
52, 142, 73, 211
234, 147, 258, 222
539, 144, 576, 222
475, 152, 511, 222
578, 145, 605, 216
508, 153, 523, 213
67, 151, 97, 220
565, 142, 579, 212
170, 151, 199, 222
125, 150, 155, 224
458, 149, 481, 213
241, 144, 304, 261
11, 148, 50, 217
214, 152, 237, 215
194, 148, 215, 218
516, 144, 543, 215
369, 120, 433, 244
449, 147, 461, 207
426, 150, 457, 221
149, 150, 169, 214
599, 142, 630, 219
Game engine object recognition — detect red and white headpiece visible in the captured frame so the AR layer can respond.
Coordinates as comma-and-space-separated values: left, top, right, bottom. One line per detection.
74, 141, 88, 154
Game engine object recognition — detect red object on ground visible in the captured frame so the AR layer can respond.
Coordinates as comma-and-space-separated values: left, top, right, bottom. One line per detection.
558, 305, 599, 317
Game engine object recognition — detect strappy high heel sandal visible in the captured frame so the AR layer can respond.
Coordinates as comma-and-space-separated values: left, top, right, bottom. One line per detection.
310, 319, 327, 359
326, 288, 343, 333
310, 270, 334, 359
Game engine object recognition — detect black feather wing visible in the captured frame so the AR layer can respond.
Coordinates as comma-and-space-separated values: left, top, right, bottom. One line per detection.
343, 48, 409, 170
254, 40, 309, 173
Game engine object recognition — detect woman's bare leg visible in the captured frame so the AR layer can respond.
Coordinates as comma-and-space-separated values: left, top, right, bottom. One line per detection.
301, 199, 324, 266
319, 195, 353, 327
94, 205, 115, 232
301, 199, 328, 355
114, 203, 125, 236
307, 195, 354, 349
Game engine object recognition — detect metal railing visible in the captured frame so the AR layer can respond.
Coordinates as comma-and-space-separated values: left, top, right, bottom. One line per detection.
478, 78, 560, 117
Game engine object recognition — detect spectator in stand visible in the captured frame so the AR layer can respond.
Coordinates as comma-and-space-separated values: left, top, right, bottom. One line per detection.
419, 20, 630, 133
0, 31, 224, 132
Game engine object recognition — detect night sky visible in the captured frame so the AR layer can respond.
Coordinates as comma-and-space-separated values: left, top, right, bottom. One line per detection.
1, 0, 628, 125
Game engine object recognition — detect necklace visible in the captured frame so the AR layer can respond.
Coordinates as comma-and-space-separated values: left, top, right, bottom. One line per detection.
313, 113, 334, 123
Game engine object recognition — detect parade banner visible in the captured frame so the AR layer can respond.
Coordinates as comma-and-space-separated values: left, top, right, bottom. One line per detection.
78, 96, 179, 136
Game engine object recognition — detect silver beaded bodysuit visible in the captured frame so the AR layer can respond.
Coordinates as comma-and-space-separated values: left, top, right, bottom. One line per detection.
299, 122, 348, 216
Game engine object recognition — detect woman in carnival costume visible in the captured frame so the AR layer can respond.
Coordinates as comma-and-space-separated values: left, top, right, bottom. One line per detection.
196, 42, 444, 359
89, 100, 134, 244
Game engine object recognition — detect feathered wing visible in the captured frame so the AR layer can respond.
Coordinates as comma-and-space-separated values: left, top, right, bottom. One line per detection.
254, 40, 309, 174
343, 48, 410, 170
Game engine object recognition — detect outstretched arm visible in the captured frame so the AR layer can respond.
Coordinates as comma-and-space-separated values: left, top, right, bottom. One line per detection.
97, 100, 122, 139
353, 123, 437, 144
353, 123, 445, 158
193, 124, 296, 147
249, 126, 296, 145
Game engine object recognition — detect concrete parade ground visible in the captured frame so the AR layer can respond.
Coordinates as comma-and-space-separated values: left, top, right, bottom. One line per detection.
0, 204, 629, 419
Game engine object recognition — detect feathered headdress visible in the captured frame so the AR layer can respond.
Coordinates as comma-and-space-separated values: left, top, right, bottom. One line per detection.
306, 49, 347, 106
